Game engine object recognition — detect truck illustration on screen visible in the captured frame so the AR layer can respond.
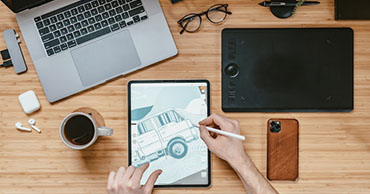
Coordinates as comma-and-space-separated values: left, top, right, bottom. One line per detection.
132, 109, 199, 165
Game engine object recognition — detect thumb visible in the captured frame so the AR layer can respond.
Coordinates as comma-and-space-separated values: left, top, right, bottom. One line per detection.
143, 169, 162, 194
199, 125, 215, 147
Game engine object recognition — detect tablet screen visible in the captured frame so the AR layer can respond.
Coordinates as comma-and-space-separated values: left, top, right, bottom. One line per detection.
128, 81, 210, 187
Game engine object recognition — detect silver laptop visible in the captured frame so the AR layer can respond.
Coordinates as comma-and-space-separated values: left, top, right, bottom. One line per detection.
2, 0, 177, 102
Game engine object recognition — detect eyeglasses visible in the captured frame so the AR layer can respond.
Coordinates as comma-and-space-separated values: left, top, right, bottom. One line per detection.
177, 4, 232, 34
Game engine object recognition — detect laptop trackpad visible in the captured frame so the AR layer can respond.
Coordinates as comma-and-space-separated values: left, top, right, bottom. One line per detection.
71, 30, 141, 86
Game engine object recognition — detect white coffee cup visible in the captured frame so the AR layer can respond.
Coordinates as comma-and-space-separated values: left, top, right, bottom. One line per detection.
59, 112, 113, 150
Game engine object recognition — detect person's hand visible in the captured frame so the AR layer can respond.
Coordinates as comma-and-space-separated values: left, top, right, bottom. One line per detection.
199, 113, 247, 166
107, 163, 162, 194
200, 114, 279, 194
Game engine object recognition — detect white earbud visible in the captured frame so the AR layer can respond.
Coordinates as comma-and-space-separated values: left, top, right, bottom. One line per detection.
28, 119, 41, 133
15, 122, 32, 132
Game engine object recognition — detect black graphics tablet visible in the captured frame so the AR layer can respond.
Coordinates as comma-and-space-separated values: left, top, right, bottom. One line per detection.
128, 80, 211, 188
222, 28, 354, 112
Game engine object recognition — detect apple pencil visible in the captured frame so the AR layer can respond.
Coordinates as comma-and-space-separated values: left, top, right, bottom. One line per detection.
193, 124, 246, 141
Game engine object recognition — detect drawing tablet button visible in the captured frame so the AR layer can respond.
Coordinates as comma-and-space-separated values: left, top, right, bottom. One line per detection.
225, 63, 239, 78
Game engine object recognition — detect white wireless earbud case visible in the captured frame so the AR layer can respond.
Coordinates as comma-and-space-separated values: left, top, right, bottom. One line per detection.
18, 90, 40, 114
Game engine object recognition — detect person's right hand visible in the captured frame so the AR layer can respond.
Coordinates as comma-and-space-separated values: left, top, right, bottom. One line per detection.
199, 114, 279, 194
199, 113, 247, 165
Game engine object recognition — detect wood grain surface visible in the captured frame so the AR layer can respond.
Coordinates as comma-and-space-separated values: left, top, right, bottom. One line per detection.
1, 0, 370, 193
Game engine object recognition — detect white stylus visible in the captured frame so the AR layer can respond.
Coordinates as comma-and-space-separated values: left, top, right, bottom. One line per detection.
192, 124, 246, 141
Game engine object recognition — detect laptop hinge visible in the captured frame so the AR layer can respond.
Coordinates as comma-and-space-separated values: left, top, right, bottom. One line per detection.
27, 0, 54, 10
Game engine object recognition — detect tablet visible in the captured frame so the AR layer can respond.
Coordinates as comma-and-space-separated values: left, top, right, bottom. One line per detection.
128, 80, 211, 188
222, 28, 353, 112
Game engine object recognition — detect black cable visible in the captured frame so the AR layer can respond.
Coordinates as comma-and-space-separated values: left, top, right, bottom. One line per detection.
1, 60, 13, 68
1, 49, 13, 68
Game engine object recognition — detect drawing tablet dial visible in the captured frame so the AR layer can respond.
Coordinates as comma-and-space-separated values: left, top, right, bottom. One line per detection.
224, 63, 240, 78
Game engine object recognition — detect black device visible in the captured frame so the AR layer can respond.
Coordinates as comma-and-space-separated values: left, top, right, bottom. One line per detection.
222, 28, 354, 112
1, 0, 53, 13
335, 0, 370, 20
259, 1, 320, 7
258, 0, 319, 19
171, 0, 182, 4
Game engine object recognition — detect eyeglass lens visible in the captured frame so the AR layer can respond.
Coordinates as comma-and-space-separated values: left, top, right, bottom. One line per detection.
182, 15, 201, 32
207, 5, 228, 23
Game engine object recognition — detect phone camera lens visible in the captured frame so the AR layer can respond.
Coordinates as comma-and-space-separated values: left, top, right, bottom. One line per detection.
270, 121, 281, 133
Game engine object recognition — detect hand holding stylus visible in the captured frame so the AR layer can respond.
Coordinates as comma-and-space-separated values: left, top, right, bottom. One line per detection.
198, 114, 278, 194
198, 113, 247, 164
193, 124, 245, 140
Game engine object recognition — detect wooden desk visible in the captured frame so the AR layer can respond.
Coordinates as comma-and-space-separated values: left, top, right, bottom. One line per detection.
1, 0, 370, 193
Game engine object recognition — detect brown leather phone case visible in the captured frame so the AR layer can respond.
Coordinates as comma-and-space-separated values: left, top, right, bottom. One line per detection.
267, 119, 299, 181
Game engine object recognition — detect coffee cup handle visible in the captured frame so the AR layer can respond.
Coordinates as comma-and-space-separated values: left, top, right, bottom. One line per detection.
97, 127, 113, 136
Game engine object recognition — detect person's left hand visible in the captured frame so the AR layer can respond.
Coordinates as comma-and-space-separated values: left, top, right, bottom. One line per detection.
107, 163, 162, 194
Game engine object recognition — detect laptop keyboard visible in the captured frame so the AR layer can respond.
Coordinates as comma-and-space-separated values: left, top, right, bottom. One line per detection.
33, 0, 148, 56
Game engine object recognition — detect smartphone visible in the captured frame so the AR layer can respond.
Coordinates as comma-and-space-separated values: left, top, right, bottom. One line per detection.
267, 119, 299, 181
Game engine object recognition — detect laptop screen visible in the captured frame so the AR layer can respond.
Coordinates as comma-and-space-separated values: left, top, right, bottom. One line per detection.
1, 0, 53, 13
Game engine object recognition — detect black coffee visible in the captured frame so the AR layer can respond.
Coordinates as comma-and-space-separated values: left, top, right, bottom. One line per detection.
64, 115, 95, 145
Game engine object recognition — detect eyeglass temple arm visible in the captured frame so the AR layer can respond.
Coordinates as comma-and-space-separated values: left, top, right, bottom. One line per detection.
179, 19, 191, 34
218, 9, 232, 15
208, 5, 232, 15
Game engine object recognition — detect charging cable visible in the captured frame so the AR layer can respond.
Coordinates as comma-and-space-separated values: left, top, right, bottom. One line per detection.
1, 49, 13, 68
